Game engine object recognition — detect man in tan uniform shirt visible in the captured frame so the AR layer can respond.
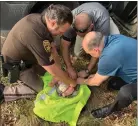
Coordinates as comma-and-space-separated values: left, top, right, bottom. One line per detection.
0, 4, 76, 103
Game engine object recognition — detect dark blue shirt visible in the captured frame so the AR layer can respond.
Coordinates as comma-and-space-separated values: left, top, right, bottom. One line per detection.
98, 34, 137, 84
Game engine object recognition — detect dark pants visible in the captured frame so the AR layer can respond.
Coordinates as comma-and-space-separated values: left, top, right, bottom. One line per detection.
108, 77, 137, 113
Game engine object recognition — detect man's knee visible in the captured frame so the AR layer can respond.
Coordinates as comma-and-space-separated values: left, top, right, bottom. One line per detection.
108, 77, 126, 90
19, 67, 44, 92
119, 84, 136, 101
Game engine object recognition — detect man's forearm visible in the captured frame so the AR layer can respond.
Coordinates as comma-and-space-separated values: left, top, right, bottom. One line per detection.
43, 64, 76, 87
85, 78, 100, 86
51, 42, 61, 67
51, 47, 61, 67
61, 41, 72, 68
87, 57, 98, 71
63, 51, 72, 68
77, 73, 109, 87
84, 73, 108, 86
53, 66, 76, 87
83, 74, 100, 86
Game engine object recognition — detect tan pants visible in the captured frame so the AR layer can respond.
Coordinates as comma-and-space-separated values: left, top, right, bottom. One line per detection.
3, 65, 45, 102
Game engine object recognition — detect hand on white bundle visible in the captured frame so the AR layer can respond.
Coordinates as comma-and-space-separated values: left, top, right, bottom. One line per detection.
56, 82, 75, 97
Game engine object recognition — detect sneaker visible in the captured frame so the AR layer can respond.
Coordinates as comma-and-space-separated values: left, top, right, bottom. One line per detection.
91, 104, 112, 118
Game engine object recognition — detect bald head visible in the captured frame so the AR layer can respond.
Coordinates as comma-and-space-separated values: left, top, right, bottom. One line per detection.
74, 13, 92, 29
82, 32, 104, 52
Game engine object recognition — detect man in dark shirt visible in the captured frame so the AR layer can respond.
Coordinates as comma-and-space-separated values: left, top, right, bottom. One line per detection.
0, 4, 76, 103
61, 2, 120, 80
77, 32, 137, 118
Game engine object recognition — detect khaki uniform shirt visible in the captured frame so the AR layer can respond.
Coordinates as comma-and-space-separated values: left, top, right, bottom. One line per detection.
2, 14, 55, 67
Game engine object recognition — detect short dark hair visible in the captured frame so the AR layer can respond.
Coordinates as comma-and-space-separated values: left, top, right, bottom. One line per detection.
44, 4, 73, 25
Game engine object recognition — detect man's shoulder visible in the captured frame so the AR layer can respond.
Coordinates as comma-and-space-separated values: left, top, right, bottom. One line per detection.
22, 14, 42, 27
108, 34, 136, 46
74, 2, 105, 9
100, 35, 126, 62
12, 13, 52, 44
23, 13, 41, 21
12, 13, 42, 32
23, 14, 51, 40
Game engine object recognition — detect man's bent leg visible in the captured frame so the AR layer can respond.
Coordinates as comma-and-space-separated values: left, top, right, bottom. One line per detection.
19, 66, 44, 92
3, 66, 44, 102
107, 77, 127, 90
110, 83, 137, 111
3, 81, 36, 102
91, 83, 137, 118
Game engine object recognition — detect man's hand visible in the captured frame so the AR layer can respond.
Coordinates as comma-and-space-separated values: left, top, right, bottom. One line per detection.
77, 77, 85, 84
67, 67, 77, 80
62, 86, 74, 97
78, 70, 89, 78
77, 74, 95, 84
43, 63, 77, 88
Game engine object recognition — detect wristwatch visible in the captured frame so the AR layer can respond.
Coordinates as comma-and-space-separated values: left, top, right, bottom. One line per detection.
85, 69, 90, 75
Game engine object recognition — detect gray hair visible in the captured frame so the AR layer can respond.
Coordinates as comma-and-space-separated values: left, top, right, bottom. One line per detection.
87, 32, 103, 51
43, 4, 73, 25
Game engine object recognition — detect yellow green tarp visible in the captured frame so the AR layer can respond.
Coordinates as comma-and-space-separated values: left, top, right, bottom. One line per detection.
33, 72, 91, 126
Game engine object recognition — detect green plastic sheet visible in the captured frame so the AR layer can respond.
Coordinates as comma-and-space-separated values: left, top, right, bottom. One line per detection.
33, 72, 91, 126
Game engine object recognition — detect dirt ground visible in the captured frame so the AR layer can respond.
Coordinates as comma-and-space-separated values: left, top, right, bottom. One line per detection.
0, 24, 137, 126
0, 61, 137, 126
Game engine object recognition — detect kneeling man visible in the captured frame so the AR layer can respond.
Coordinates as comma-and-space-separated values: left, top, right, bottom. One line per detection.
77, 32, 137, 118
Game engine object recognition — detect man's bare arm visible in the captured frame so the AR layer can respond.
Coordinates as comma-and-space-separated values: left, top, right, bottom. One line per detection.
61, 39, 72, 68
87, 73, 109, 86
78, 57, 98, 78
61, 39, 77, 79
51, 42, 61, 67
77, 73, 109, 86
43, 63, 76, 87
87, 57, 99, 71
